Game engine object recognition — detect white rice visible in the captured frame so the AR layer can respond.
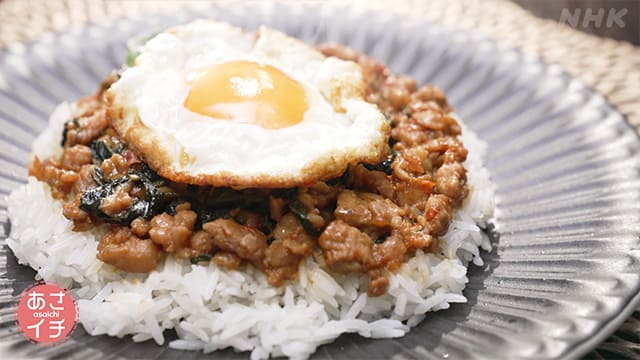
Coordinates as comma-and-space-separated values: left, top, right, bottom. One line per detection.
7, 102, 494, 359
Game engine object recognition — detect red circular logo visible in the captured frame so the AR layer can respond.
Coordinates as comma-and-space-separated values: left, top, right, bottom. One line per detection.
16, 283, 77, 344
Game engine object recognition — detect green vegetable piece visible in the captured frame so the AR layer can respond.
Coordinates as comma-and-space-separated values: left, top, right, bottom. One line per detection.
288, 199, 322, 237
80, 164, 171, 225
126, 50, 139, 67
125, 32, 159, 67
60, 118, 79, 147
89, 140, 115, 163
361, 150, 397, 175
374, 235, 387, 244
190, 254, 213, 264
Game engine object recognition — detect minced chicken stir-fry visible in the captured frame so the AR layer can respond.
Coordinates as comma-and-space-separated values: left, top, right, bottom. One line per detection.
29, 45, 468, 297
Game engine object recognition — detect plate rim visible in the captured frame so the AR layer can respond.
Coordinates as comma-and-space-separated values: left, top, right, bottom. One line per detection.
1, 3, 639, 359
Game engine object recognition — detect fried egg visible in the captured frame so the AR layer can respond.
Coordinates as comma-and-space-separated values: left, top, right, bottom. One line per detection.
107, 20, 389, 188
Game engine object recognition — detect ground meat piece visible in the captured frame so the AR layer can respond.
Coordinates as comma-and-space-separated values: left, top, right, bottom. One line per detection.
295, 184, 337, 232
391, 119, 429, 147
268, 214, 314, 260
418, 137, 468, 166
148, 204, 197, 254
130, 217, 150, 237
444, 146, 468, 165
306, 210, 326, 229
410, 106, 455, 133
410, 85, 452, 113
73, 164, 97, 193
27, 156, 45, 180
60, 145, 93, 171
394, 113, 460, 148
400, 227, 434, 251
39, 159, 79, 198
264, 250, 305, 284
372, 233, 407, 270
148, 214, 175, 248
318, 220, 375, 273
300, 182, 340, 209
190, 230, 215, 254
394, 112, 461, 150
367, 269, 390, 297
174, 202, 191, 212
423, 137, 467, 162
62, 194, 88, 221
233, 210, 263, 229
269, 196, 287, 221
383, 77, 414, 111
97, 227, 163, 272
62, 193, 93, 230
399, 149, 427, 176
264, 213, 314, 285
202, 219, 268, 266
335, 190, 404, 230
388, 75, 417, 93
390, 150, 414, 183
99, 182, 133, 216
122, 148, 141, 166
385, 86, 410, 111
212, 251, 243, 270
436, 163, 468, 204
403, 145, 434, 174
64, 108, 109, 146
100, 153, 129, 181
293, 190, 328, 231
393, 179, 432, 209
302, 182, 341, 209
351, 165, 394, 199
424, 194, 453, 236
129, 183, 147, 199
263, 266, 298, 287
374, 75, 418, 117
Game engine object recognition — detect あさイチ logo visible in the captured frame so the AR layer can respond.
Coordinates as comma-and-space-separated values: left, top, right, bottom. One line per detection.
16, 283, 77, 344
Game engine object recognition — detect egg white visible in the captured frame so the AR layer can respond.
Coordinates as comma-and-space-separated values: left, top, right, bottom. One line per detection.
107, 20, 390, 188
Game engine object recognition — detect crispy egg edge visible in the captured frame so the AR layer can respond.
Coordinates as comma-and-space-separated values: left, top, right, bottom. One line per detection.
106, 90, 391, 189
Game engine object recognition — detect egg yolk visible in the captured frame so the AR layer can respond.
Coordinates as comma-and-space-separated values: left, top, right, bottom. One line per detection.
185, 60, 308, 129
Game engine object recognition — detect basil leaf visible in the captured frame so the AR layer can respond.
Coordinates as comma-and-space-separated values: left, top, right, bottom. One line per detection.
289, 199, 322, 237
60, 118, 78, 147
89, 140, 115, 163
125, 32, 159, 67
190, 254, 213, 264
361, 150, 397, 175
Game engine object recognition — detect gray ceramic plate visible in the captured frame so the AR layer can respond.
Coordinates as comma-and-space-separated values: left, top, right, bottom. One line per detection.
1, 3, 640, 359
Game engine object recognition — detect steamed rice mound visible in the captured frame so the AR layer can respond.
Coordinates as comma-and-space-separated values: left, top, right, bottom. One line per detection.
7, 108, 493, 358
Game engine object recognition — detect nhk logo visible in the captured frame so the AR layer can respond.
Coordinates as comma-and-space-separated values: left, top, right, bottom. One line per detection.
559, 8, 628, 28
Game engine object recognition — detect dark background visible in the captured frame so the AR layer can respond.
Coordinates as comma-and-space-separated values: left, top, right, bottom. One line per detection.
510, 0, 639, 45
